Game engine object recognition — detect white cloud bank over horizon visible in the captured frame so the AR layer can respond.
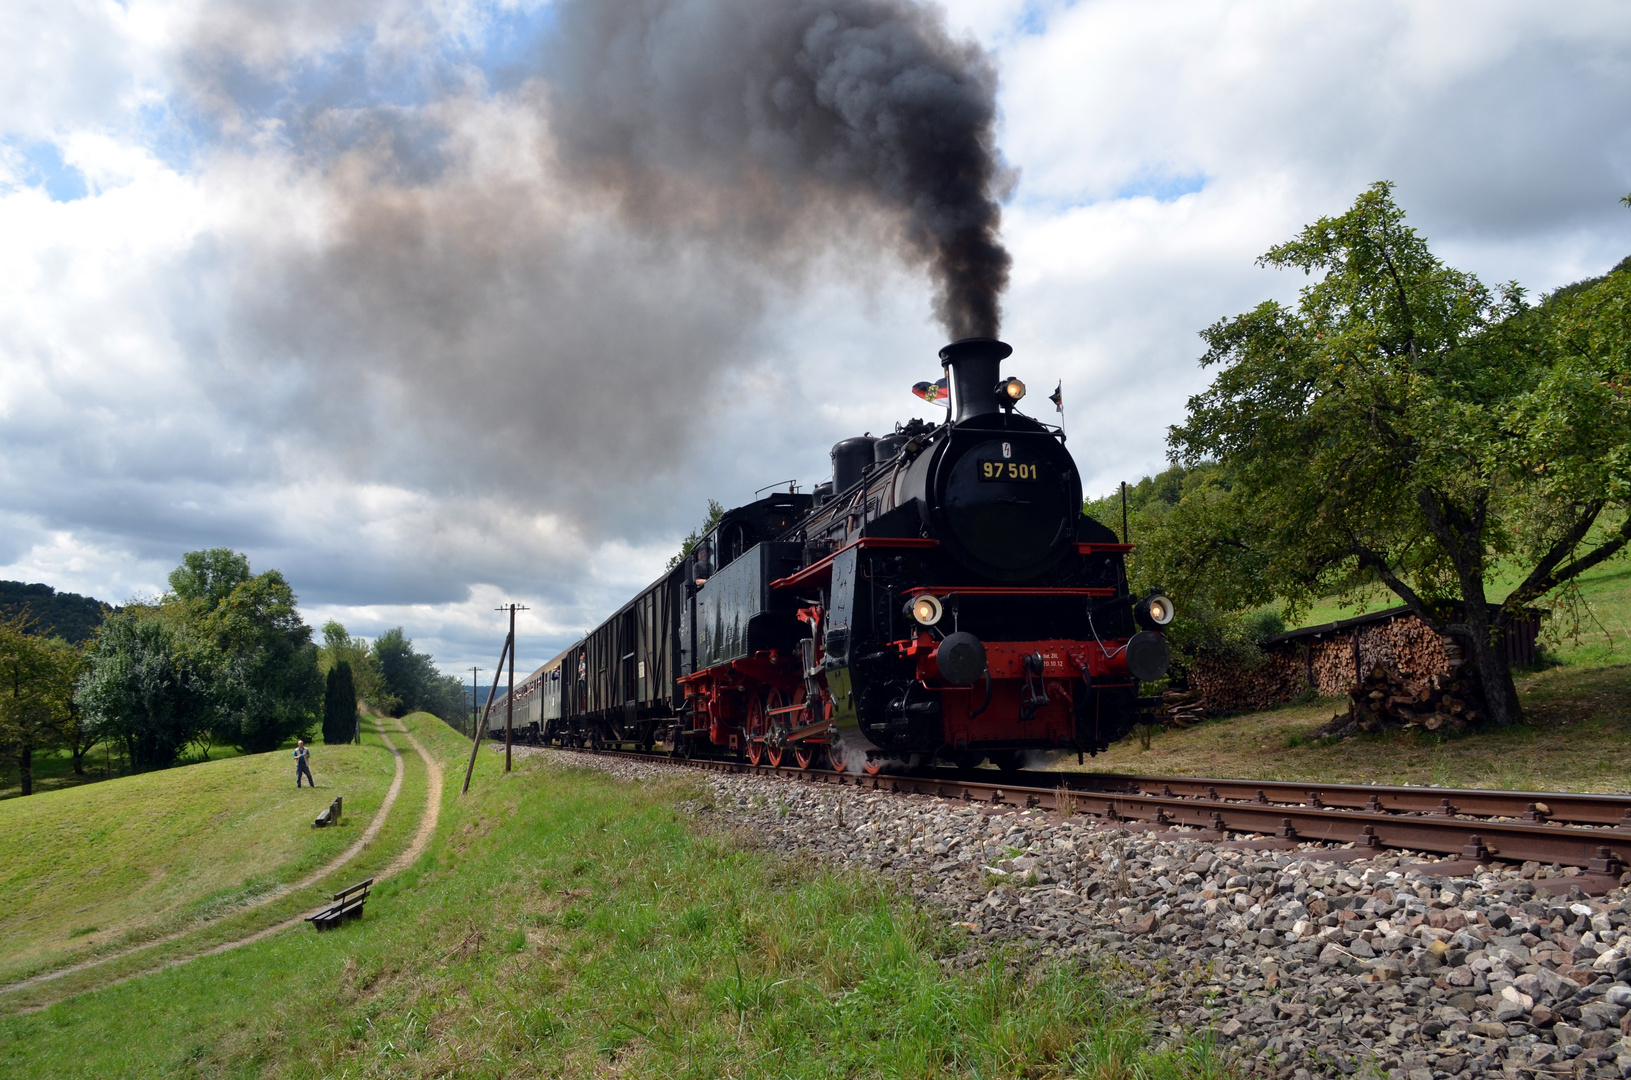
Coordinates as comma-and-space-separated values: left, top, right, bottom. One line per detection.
2, 0, 1629, 675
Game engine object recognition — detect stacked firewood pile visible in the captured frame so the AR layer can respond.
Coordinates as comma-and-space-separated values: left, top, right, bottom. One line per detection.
1156, 688, 1207, 727
1187, 614, 1461, 716
1187, 653, 1307, 714
1315, 654, 1484, 739
1305, 617, 1454, 696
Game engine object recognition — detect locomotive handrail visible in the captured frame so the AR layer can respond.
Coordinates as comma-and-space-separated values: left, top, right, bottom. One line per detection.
769, 537, 940, 592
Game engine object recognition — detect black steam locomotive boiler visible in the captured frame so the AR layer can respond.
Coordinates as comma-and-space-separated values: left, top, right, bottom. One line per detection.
531, 337, 1172, 772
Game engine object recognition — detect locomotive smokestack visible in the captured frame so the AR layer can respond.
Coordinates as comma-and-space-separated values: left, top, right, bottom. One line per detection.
939, 338, 1013, 423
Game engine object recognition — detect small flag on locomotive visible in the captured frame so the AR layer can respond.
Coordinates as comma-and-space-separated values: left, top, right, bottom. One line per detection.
912, 376, 950, 405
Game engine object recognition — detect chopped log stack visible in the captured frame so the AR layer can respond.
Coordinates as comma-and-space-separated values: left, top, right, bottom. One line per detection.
1186, 652, 1307, 715
1314, 656, 1484, 739
1185, 611, 1469, 718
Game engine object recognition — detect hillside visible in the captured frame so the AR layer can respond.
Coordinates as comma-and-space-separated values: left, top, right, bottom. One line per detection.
0, 729, 399, 986
0, 581, 115, 644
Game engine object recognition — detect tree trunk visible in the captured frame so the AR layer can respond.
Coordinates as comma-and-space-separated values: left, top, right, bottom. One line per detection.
1420, 488, 1522, 726
19, 745, 32, 797
1458, 596, 1523, 727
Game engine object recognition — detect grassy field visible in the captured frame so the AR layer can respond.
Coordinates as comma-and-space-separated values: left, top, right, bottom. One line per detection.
0, 742, 249, 801
1077, 663, 1631, 792
0, 716, 1224, 1080
0, 728, 397, 986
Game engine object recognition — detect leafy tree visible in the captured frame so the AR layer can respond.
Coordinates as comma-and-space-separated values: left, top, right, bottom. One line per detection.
1165, 182, 1631, 725
79, 551, 323, 764
372, 628, 466, 720
52, 645, 99, 775
1084, 464, 1283, 678
322, 661, 357, 744
197, 569, 322, 753
320, 620, 391, 712
0, 616, 80, 795
167, 549, 251, 610
372, 628, 425, 716
76, 605, 214, 771
666, 499, 726, 570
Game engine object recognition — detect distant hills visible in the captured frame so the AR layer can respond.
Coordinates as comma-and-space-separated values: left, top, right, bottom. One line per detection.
0, 581, 117, 644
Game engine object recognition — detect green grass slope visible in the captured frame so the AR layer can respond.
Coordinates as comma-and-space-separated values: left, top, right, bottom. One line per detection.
0, 744, 250, 802
1081, 665, 1631, 792
0, 717, 1222, 1080
0, 731, 398, 985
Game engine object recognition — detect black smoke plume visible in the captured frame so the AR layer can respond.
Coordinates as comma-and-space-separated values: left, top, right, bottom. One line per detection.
546, 0, 1012, 339
161, 0, 1014, 592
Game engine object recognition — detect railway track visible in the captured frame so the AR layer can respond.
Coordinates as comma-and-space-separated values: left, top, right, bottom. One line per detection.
559, 746, 1631, 880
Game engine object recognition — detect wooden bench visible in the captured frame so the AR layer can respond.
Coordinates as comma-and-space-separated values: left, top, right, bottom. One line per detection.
306, 878, 372, 932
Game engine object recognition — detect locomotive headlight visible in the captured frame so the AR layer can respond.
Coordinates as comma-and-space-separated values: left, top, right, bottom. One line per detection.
1000, 377, 1026, 402
908, 594, 944, 626
1136, 593, 1175, 628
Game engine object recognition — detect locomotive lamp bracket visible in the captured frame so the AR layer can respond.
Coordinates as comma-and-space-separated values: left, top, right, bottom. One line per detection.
905, 593, 944, 627
996, 376, 1026, 411
1134, 591, 1175, 630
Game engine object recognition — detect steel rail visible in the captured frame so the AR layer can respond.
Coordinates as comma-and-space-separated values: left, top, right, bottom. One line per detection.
559, 747, 1631, 874
1057, 774, 1631, 829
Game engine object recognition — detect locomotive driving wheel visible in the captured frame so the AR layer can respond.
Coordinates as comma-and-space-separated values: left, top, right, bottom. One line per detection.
792, 742, 816, 770
763, 686, 803, 768
826, 739, 846, 773
745, 693, 767, 766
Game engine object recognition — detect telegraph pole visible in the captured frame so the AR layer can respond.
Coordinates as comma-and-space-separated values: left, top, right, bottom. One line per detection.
462, 636, 510, 795
459, 603, 528, 793
498, 603, 528, 773
469, 666, 481, 740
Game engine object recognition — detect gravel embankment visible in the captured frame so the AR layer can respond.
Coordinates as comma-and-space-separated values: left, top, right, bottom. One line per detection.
532, 749, 1631, 1080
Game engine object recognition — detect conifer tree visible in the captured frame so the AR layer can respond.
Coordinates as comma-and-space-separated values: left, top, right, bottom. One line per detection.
323, 661, 356, 745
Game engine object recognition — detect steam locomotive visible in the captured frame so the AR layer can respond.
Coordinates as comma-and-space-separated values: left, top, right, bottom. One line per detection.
495, 338, 1173, 772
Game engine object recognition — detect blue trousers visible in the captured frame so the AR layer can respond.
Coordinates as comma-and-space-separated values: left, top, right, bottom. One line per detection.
296, 761, 314, 787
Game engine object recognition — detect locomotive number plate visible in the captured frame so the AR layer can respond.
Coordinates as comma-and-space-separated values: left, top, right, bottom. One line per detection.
978, 460, 1039, 482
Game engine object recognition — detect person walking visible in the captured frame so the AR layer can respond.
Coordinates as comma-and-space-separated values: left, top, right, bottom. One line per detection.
294, 740, 315, 788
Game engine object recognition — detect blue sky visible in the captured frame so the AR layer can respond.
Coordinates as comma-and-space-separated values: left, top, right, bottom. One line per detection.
2, 0, 1629, 675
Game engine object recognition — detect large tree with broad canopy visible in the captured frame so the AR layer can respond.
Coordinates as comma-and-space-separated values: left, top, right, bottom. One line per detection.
1164, 182, 1631, 726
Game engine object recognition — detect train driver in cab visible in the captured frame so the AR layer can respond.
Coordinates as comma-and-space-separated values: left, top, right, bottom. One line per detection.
692, 540, 713, 588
